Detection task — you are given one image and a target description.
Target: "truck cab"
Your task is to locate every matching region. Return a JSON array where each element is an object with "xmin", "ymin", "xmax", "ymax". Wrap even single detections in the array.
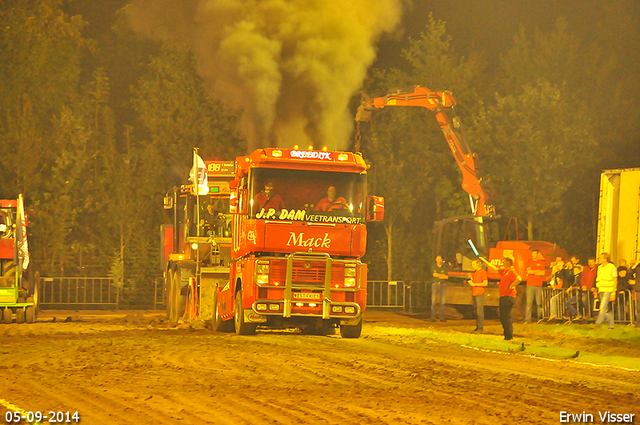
[{"xmin": 216, "ymin": 148, "xmax": 384, "ymax": 337}]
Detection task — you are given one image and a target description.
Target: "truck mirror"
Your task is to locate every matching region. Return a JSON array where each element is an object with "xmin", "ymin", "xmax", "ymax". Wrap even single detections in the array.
[
  {"xmin": 366, "ymin": 195, "xmax": 384, "ymax": 222},
  {"xmin": 163, "ymin": 195, "xmax": 173, "ymax": 210},
  {"xmin": 229, "ymin": 189, "xmax": 248, "ymax": 215},
  {"xmin": 229, "ymin": 192, "xmax": 238, "ymax": 213}
]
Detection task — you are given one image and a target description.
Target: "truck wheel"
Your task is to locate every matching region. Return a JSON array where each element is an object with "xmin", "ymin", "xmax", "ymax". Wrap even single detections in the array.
[
  {"xmin": 213, "ymin": 290, "xmax": 232, "ymax": 332},
  {"xmin": 234, "ymin": 290, "xmax": 256, "ymax": 335},
  {"xmin": 25, "ymin": 306, "xmax": 35, "ymax": 324},
  {"xmin": 16, "ymin": 308, "xmax": 25, "ymax": 324},
  {"xmin": 173, "ymin": 270, "xmax": 187, "ymax": 321},
  {"xmin": 168, "ymin": 270, "xmax": 180, "ymax": 323},
  {"xmin": 26, "ymin": 295, "xmax": 38, "ymax": 321},
  {"xmin": 3, "ymin": 308, "xmax": 12, "ymax": 324},
  {"xmin": 340, "ymin": 317, "xmax": 363, "ymax": 338},
  {"xmin": 166, "ymin": 269, "xmax": 175, "ymax": 321}
]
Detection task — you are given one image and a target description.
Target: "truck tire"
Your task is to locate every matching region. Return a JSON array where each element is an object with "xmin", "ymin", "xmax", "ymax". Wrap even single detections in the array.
[
  {"xmin": 165, "ymin": 269, "xmax": 175, "ymax": 321},
  {"xmin": 3, "ymin": 308, "xmax": 12, "ymax": 324},
  {"xmin": 25, "ymin": 295, "xmax": 38, "ymax": 321},
  {"xmin": 16, "ymin": 308, "xmax": 25, "ymax": 324},
  {"xmin": 173, "ymin": 270, "xmax": 187, "ymax": 321},
  {"xmin": 234, "ymin": 290, "xmax": 256, "ymax": 335},
  {"xmin": 340, "ymin": 317, "xmax": 363, "ymax": 338},
  {"xmin": 25, "ymin": 306, "xmax": 35, "ymax": 324},
  {"xmin": 213, "ymin": 290, "xmax": 233, "ymax": 332}
]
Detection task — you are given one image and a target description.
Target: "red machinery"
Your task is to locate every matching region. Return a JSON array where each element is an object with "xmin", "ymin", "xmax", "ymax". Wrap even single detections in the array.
[
  {"xmin": 163, "ymin": 149, "xmax": 384, "ymax": 337},
  {"xmin": 163, "ymin": 159, "xmax": 235, "ymax": 324},
  {"xmin": 0, "ymin": 195, "xmax": 38, "ymax": 324},
  {"xmin": 357, "ymin": 86, "xmax": 566, "ymax": 308}
]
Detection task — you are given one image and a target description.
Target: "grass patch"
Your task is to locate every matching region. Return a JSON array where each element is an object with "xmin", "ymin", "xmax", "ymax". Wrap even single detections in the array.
[
  {"xmin": 366, "ymin": 324, "xmax": 640, "ymax": 370},
  {"xmin": 525, "ymin": 322, "xmax": 640, "ymax": 341}
]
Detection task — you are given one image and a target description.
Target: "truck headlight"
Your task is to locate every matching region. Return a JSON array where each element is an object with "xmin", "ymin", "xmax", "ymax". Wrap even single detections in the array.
[
  {"xmin": 256, "ymin": 263, "xmax": 270, "ymax": 274},
  {"xmin": 344, "ymin": 278, "xmax": 356, "ymax": 287},
  {"xmin": 344, "ymin": 266, "xmax": 356, "ymax": 277},
  {"xmin": 257, "ymin": 274, "xmax": 269, "ymax": 285}
]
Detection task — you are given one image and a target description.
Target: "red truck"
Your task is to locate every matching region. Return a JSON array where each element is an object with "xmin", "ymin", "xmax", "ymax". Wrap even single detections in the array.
[{"xmin": 163, "ymin": 148, "xmax": 384, "ymax": 338}]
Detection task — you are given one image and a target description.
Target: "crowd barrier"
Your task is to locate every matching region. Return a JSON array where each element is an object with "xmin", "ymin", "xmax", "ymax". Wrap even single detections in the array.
[
  {"xmin": 41, "ymin": 277, "xmax": 118, "ymax": 308},
  {"xmin": 540, "ymin": 287, "xmax": 635, "ymax": 324},
  {"xmin": 366, "ymin": 281, "xmax": 407, "ymax": 308}
]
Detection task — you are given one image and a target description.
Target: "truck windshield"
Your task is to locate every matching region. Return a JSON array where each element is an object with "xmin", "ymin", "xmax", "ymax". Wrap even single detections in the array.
[
  {"xmin": 186, "ymin": 195, "xmax": 231, "ymax": 238},
  {"xmin": 0, "ymin": 208, "xmax": 13, "ymax": 239},
  {"xmin": 249, "ymin": 169, "xmax": 366, "ymax": 224}
]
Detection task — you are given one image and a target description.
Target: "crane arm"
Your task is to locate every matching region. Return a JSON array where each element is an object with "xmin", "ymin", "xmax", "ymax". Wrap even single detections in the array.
[{"xmin": 357, "ymin": 85, "xmax": 493, "ymax": 217}]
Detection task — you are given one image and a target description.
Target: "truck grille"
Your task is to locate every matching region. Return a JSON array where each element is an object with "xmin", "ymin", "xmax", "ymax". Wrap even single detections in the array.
[{"xmin": 270, "ymin": 260, "xmax": 343, "ymax": 287}]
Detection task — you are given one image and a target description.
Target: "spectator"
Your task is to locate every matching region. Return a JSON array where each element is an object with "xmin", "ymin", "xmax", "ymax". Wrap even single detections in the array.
[
  {"xmin": 548, "ymin": 257, "xmax": 572, "ymax": 321},
  {"xmin": 628, "ymin": 259, "xmax": 639, "ymax": 327},
  {"xmin": 482, "ymin": 256, "xmax": 521, "ymax": 341},
  {"xmin": 431, "ymin": 255, "xmax": 448, "ymax": 322},
  {"xmin": 549, "ymin": 256, "xmax": 565, "ymax": 288},
  {"xmin": 525, "ymin": 249, "xmax": 545, "ymax": 324},
  {"xmin": 565, "ymin": 256, "xmax": 583, "ymax": 320},
  {"xmin": 617, "ymin": 264, "xmax": 631, "ymax": 321},
  {"xmin": 594, "ymin": 252, "xmax": 618, "ymax": 330},
  {"xmin": 467, "ymin": 259, "xmax": 488, "ymax": 332},
  {"xmin": 580, "ymin": 257, "xmax": 598, "ymax": 319}
]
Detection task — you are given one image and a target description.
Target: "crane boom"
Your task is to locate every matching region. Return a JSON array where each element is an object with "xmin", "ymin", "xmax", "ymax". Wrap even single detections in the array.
[{"xmin": 357, "ymin": 85, "xmax": 493, "ymax": 217}]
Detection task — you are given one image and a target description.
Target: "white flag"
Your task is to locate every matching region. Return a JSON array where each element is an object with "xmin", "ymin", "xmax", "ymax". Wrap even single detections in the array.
[
  {"xmin": 16, "ymin": 194, "xmax": 29, "ymax": 270},
  {"xmin": 189, "ymin": 151, "xmax": 208, "ymax": 195}
]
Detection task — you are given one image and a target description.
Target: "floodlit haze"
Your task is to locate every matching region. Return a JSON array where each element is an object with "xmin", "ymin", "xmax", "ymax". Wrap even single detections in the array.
[{"xmin": 126, "ymin": 0, "xmax": 404, "ymax": 150}]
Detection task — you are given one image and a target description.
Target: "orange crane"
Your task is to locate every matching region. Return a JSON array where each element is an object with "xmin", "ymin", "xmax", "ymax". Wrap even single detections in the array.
[
  {"xmin": 357, "ymin": 85, "xmax": 493, "ymax": 217},
  {"xmin": 356, "ymin": 85, "xmax": 568, "ymax": 316}
]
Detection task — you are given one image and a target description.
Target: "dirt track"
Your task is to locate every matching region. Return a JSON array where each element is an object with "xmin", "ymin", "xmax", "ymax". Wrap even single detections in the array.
[{"xmin": 0, "ymin": 311, "xmax": 638, "ymax": 425}]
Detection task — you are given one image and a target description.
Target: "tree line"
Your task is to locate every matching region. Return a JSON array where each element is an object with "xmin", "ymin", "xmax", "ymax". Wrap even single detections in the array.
[{"xmin": 1, "ymin": 1, "xmax": 638, "ymax": 302}]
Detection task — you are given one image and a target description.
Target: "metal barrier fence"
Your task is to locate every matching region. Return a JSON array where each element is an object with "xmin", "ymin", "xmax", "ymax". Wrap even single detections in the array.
[
  {"xmin": 41, "ymin": 277, "xmax": 118, "ymax": 308},
  {"xmin": 540, "ymin": 287, "xmax": 635, "ymax": 324},
  {"xmin": 405, "ymin": 281, "xmax": 430, "ymax": 312},
  {"xmin": 366, "ymin": 281, "xmax": 407, "ymax": 308}
]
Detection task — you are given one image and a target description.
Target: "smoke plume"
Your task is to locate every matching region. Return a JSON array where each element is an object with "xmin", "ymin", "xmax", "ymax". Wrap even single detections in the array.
[{"xmin": 127, "ymin": 0, "xmax": 404, "ymax": 150}]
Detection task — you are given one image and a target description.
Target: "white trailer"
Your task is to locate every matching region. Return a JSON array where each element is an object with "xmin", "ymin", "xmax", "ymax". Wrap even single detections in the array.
[{"xmin": 597, "ymin": 168, "xmax": 640, "ymax": 264}]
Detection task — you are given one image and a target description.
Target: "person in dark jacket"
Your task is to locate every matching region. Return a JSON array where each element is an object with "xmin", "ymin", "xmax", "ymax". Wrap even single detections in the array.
[{"xmin": 629, "ymin": 259, "xmax": 639, "ymax": 327}]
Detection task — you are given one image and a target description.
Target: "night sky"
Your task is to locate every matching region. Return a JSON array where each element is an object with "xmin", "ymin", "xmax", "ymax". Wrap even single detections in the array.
[
  {"xmin": 71, "ymin": 1, "xmax": 624, "ymax": 74},
  {"xmin": 376, "ymin": 0, "xmax": 610, "ymax": 69}
]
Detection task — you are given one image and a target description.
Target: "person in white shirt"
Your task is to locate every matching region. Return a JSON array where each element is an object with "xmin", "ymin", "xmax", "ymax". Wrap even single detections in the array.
[{"xmin": 594, "ymin": 252, "xmax": 618, "ymax": 329}]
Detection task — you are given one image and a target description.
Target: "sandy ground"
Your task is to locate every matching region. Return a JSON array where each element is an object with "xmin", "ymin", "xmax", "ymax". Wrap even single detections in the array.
[{"xmin": 0, "ymin": 310, "xmax": 638, "ymax": 425}]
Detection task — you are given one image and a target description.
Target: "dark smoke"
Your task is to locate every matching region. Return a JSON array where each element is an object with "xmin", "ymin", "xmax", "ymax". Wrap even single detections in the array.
[{"xmin": 127, "ymin": 0, "xmax": 404, "ymax": 150}]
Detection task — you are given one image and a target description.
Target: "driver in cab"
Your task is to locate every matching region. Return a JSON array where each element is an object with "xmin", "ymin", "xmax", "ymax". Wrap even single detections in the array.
[
  {"xmin": 314, "ymin": 185, "xmax": 347, "ymax": 212},
  {"xmin": 253, "ymin": 181, "xmax": 285, "ymax": 214}
]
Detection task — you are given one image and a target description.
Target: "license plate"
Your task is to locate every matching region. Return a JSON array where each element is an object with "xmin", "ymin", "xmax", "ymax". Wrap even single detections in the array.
[{"xmin": 293, "ymin": 292, "xmax": 321, "ymax": 300}]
